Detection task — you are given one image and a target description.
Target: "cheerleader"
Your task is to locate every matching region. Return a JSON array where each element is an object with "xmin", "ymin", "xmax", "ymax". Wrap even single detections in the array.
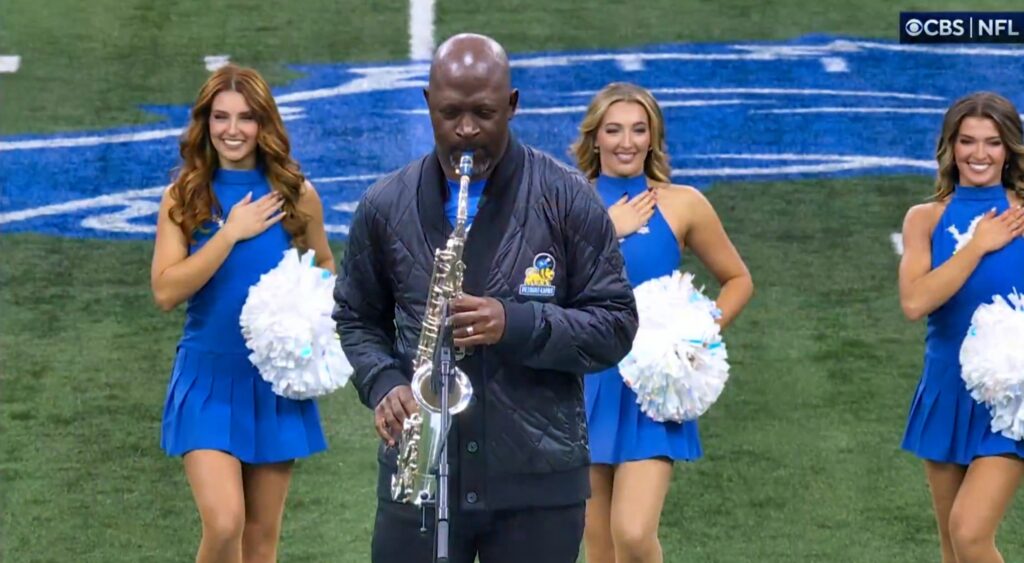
[
  {"xmin": 151, "ymin": 64, "xmax": 333, "ymax": 562},
  {"xmin": 899, "ymin": 91, "xmax": 1024, "ymax": 563},
  {"xmin": 571, "ymin": 82, "xmax": 753, "ymax": 563}
]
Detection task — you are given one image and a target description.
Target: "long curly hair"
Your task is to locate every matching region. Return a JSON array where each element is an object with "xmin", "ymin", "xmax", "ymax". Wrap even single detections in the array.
[
  {"xmin": 570, "ymin": 82, "xmax": 671, "ymax": 182},
  {"xmin": 934, "ymin": 91, "xmax": 1024, "ymax": 201},
  {"xmin": 168, "ymin": 64, "xmax": 309, "ymax": 248}
]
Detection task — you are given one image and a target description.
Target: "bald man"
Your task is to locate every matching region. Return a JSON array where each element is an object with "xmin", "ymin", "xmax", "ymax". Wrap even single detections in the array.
[{"xmin": 334, "ymin": 33, "xmax": 637, "ymax": 563}]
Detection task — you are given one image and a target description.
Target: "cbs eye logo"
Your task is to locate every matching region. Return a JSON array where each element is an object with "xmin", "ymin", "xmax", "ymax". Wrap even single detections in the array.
[
  {"xmin": 905, "ymin": 18, "xmax": 924, "ymax": 36},
  {"xmin": 903, "ymin": 17, "xmax": 966, "ymax": 37}
]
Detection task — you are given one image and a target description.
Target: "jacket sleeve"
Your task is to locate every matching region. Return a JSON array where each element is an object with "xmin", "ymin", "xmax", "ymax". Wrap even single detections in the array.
[
  {"xmin": 333, "ymin": 196, "xmax": 408, "ymax": 409},
  {"xmin": 492, "ymin": 176, "xmax": 638, "ymax": 373}
]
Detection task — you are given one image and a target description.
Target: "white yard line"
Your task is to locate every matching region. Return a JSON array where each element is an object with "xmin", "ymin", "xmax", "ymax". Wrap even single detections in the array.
[
  {"xmin": 408, "ymin": 0, "xmax": 435, "ymax": 61},
  {"xmin": 0, "ymin": 55, "xmax": 20, "ymax": 73}
]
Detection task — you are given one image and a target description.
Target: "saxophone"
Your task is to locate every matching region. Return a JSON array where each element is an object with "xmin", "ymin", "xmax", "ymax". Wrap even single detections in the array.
[{"xmin": 390, "ymin": 152, "xmax": 475, "ymax": 506}]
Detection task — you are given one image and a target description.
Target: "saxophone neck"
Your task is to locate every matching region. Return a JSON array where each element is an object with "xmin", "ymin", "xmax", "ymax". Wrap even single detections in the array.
[{"xmin": 452, "ymin": 169, "xmax": 471, "ymax": 237}]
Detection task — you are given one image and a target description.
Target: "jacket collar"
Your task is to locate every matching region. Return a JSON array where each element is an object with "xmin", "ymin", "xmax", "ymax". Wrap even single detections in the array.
[{"xmin": 417, "ymin": 138, "xmax": 526, "ymax": 295}]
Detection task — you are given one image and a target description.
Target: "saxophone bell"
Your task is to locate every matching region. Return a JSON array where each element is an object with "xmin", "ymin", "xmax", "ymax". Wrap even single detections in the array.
[{"xmin": 389, "ymin": 358, "xmax": 473, "ymax": 506}]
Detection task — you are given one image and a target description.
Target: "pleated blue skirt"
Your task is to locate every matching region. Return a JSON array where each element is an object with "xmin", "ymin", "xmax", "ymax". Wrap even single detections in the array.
[
  {"xmin": 901, "ymin": 354, "xmax": 1024, "ymax": 465},
  {"xmin": 585, "ymin": 367, "xmax": 702, "ymax": 464},
  {"xmin": 161, "ymin": 346, "xmax": 327, "ymax": 464}
]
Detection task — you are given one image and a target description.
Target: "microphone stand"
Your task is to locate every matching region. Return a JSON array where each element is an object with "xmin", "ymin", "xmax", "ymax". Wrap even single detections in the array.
[{"xmin": 432, "ymin": 299, "xmax": 454, "ymax": 563}]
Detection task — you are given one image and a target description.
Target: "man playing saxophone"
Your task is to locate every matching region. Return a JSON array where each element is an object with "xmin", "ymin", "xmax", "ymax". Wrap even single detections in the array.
[{"xmin": 333, "ymin": 33, "xmax": 638, "ymax": 563}]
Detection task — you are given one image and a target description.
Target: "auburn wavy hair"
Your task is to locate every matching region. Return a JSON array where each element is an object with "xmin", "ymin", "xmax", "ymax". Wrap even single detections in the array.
[
  {"xmin": 570, "ymin": 82, "xmax": 671, "ymax": 182},
  {"xmin": 168, "ymin": 63, "xmax": 309, "ymax": 248},
  {"xmin": 934, "ymin": 91, "xmax": 1024, "ymax": 201}
]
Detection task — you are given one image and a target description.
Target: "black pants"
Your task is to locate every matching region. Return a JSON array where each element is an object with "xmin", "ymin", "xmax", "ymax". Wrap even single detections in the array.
[{"xmin": 371, "ymin": 499, "xmax": 585, "ymax": 563}]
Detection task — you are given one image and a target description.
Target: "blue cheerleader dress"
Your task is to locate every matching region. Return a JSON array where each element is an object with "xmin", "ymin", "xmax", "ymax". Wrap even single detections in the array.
[
  {"xmin": 160, "ymin": 167, "xmax": 327, "ymax": 464},
  {"xmin": 585, "ymin": 173, "xmax": 702, "ymax": 464},
  {"xmin": 901, "ymin": 184, "xmax": 1024, "ymax": 465}
]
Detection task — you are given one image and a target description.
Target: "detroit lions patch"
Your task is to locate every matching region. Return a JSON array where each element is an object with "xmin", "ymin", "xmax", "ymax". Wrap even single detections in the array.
[{"xmin": 519, "ymin": 252, "xmax": 556, "ymax": 297}]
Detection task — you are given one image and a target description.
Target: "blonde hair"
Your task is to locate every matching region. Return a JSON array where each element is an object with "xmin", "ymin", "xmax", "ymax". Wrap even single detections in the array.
[
  {"xmin": 934, "ymin": 91, "xmax": 1024, "ymax": 201},
  {"xmin": 570, "ymin": 82, "xmax": 671, "ymax": 182}
]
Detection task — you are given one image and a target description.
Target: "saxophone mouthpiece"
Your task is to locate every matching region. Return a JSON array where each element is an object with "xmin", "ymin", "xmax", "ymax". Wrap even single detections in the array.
[{"xmin": 458, "ymin": 152, "xmax": 474, "ymax": 178}]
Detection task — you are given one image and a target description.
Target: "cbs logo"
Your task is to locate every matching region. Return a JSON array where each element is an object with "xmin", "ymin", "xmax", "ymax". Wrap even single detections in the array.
[{"xmin": 905, "ymin": 18, "xmax": 966, "ymax": 37}]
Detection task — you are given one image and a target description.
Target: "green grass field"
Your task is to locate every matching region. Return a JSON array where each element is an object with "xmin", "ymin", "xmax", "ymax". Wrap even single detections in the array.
[{"xmin": 3, "ymin": 1, "xmax": 1024, "ymax": 562}]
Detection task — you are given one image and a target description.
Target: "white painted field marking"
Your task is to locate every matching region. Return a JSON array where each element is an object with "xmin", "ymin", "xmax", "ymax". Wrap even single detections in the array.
[
  {"xmin": 615, "ymin": 55, "xmax": 645, "ymax": 71},
  {"xmin": 409, "ymin": 0, "xmax": 435, "ymax": 61},
  {"xmin": 0, "ymin": 128, "xmax": 185, "ymax": 151},
  {"xmin": 331, "ymin": 201, "xmax": 359, "ymax": 213},
  {"xmin": 849, "ymin": 40, "xmax": 1024, "ymax": 57},
  {"xmin": 314, "ymin": 173, "xmax": 383, "ymax": 184},
  {"xmin": 0, "ymin": 186, "xmax": 165, "ymax": 225},
  {"xmin": 80, "ymin": 199, "xmax": 161, "ymax": 233},
  {"xmin": 752, "ymin": 107, "xmax": 945, "ymax": 115},
  {"xmin": 890, "ymin": 232, "xmax": 904, "ymax": 256},
  {"xmin": 396, "ymin": 99, "xmax": 767, "ymax": 115},
  {"xmin": 204, "ymin": 55, "xmax": 230, "ymax": 71},
  {"xmin": 278, "ymin": 105, "xmax": 306, "ymax": 122},
  {"xmin": 820, "ymin": 56, "xmax": 848, "ymax": 72},
  {"xmin": 0, "ymin": 175, "xmax": 370, "ymax": 233},
  {"xmin": 0, "ymin": 55, "xmax": 20, "ymax": 73},
  {"xmin": 673, "ymin": 153, "xmax": 935, "ymax": 177},
  {"xmin": 571, "ymin": 87, "xmax": 944, "ymax": 101}
]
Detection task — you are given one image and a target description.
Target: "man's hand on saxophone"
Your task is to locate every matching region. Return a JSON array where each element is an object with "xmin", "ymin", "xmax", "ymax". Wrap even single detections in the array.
[
  {"xmin": 375, "ymin": 385, "xmax": 418, "ymax": 447},
  {"xmin": 450, "ymin": 295, "xmax": 507, "ymax": 347}
]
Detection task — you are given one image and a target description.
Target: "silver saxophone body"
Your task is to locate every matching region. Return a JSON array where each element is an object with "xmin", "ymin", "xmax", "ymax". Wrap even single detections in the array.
[{"xmin": 390, "ymin": 152, "xmax": 475, "ymax": 506}]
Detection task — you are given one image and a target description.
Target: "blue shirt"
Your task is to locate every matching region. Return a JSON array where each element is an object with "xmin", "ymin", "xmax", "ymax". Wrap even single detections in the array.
[{"xmin": 445, "ymin": 178, "xmax": 487, "ymax": 230}]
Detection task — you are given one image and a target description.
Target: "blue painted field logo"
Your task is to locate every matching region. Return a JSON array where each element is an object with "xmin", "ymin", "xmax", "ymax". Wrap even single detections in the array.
[
  {"xmin": 519, "ymin": 253, "xmax": 556, "ymax": 298},
  {"xmin": 2, "ymin": 36, "xmax": 1024, "ymax": 239}
]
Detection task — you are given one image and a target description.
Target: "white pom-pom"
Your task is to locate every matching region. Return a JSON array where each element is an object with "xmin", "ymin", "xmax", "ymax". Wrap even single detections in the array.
[
  {"xmin": 960, "ymin": 291, "xmax": 1024, "ymax": 440},
  {"xmin": 619, "ymin": 271, "xmax": 729, "ymax": 422},
  {"xmin": 240, "ymin": 248, "xmax": 353, "ymax": 400}
]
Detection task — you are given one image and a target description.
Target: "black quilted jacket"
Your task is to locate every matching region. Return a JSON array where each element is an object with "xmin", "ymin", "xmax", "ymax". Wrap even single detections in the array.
[{"xmin": 333, "ymin": 139, "xmax": 638, "ymax": 511}]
